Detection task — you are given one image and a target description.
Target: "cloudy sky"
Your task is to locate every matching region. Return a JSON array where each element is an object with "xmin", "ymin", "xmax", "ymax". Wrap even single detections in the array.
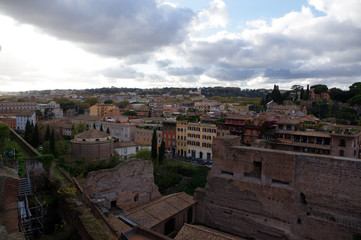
[{"xmin": 0, "ymin": 0, "xmax": 361, "ymax": 92}]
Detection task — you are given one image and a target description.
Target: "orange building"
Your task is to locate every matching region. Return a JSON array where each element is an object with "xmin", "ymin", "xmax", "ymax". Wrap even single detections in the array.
[
  {"xmin": 89, "ymin": 104, "xmax": 116, "ymax": 117},
  {"xmin": 0, "ymin": 117, "xmax": 16, "ymax": 129},
  {"xmin": 135, "ymin": 127, "xmax": 162, "ymax": 147},
  {"xmin": 162, "ymin": 123, "xmax": 176, "ymax": 154}
]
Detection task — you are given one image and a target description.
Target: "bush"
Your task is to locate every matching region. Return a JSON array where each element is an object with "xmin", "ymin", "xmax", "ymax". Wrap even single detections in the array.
[{"xmin": 36, "ymin": 154, "xmax": 55, "ymax": 171}]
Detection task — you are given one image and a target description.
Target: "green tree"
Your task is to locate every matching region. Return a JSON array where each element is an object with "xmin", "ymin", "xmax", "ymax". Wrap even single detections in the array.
[
  {"xmin": 106, "ymin": 127, "xmax": 110, "ymax": 134},
  {"xmin": 0, "ymin": 123, "xmax": 10, "ymax": 152},
  {"xmin": 123, "ymin": 110, "xmax": 137, "ymax": 116},
  {"xmin": 71, "ymin": 122, "xmax": 88, "ymax": 138},
  {"xmin": 116, "ymin": 100, "xmax": 130, "ymax": 109},
  {"xmin": 100, "ymin": 124, "xmax": 103, "ymax": 132},
  {"xmin": 304, "ymin": 84, "xmax": 310, "ymax": 100},
  {"xmin": 158, "ymin": 140, "xmax": 166, "ymax": 165},
  {"xmin": 84, "ymin": 97, "xmax": 98, "ymax": 106},
  {"xmin": 151, "ymin": 130, "xmax": 158, "ymax": 163},
  {"xmin": 271, "ymin": 85, "xmax": 282, "ymax": 104},
  {"xmin": 32, "ymin": 123, "xmax": 40, "ymax": 147},
  {"xmin": 348, "ymin": 94, "xmax": 361, "ymax": 106},
  {"xmin": 329, "ymin": 88, "xmax": 349, "ymax": 102},
  {"xmin": 132, "ymin": 149, "xmax": 152, "ymax": 160},
  {"xmin": 45, "ymin": 125, "xmax": 50, "ymax": 141},
  {"xmin": 311, "ymin": 84, "xmax": 328, "ymax": 94},
  {"xmin": 24, "ymin": 120, "xmax": 34, "ymax": 144},
  {"xmin": 50, "ymin": 129, "xmax": 56, "ymax": 156},
  {"xmin": 103, "ymin": 99, "xmax": 113, "ymax": 104}
]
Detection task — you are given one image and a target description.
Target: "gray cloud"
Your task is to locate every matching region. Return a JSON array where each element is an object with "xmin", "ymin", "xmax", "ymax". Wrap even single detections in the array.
[
  {"xmin": 156, "ymin": 60, "xmax": 172, "ymax": 68},
  {"xmin": 166, "ymin": 66, "xmax": 205, "ymax": 76},
  {"xmin": 206, "ymin": 68, "xmax": 255, "ymax": 81},
  {"xmin": 0, "ymin": 0, "xmax": 194, "ymax": 57},
  {"xmin": 102, "ymin": 66, "xmax": 144, "ymax": 79}
]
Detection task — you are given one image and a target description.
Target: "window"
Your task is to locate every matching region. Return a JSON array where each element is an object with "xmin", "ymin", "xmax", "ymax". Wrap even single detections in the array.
[
  {"xmin": 340, "ymin": 139, "xmax": 346, "ymax": 147},
  {"xmin": 340, "ymin": 150, "xmax": 344, "ymax": 156},
  {"xmin": 245, "ymin": 161, "xmax": 262, "ymax": 179}
]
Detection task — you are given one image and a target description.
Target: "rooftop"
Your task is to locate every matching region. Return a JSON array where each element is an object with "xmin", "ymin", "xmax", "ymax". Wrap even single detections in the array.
[
  {"xmin": 125, "ymin": 192, "xmax": 196, "ymax": 229},
  {"xmin": 175, "ymin": 224, "xmax": 246, "ymax": 240},
  {"xmin": 75, "ymin": 129, "xmax": 111, "ymax": 139}
]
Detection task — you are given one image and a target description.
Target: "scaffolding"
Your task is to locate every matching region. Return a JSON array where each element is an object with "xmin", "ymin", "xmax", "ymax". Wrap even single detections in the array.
[{"xmin": 18, "ymin": 172, "xmax": 44, "ymax": 240}]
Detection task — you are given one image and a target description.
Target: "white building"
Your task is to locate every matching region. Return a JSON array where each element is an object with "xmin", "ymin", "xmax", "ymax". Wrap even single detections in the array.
[
  {"xmin": 16, "ymin": 111, "xmax": 36, "ymax": 131},
  {"xmin": 114, "ymin": 141, "xmax": 151, "ymax": 159}
]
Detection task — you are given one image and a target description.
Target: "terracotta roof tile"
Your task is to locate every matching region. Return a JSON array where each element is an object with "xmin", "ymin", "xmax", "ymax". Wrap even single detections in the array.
[{"xmin": 125, "ymin": 192, "xmax": 196, "ymax": 228}]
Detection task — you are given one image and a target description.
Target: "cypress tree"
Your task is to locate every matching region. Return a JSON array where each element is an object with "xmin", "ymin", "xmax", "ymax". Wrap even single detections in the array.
[
  {"xmin": 151, "ymin": 129, "xmax": 158, "ymax": 163},
  {"xmin": 100, "ymin": 124, "xmax": 103, "ymax": 132},
  {"xmin": 45, "ymin": 125, "xmax": 50, "ymax": 141},
  {"xmin": 50, "ymin": 129, "xmax": 56, "ymax": 156},
  {"xmin": 93, "ymin": 123, "xmax": 96, "ymax": 129},
  {"xmin": 24, "ymin": 120, "xmax": 33, "ymax": 144},
  {"xmin": 32, "ymin": 123, "xmax": 39, "ymax": 147},
  {"xmin": 106, "ymin": 127, "xmax": 110, "ymax": 134},
  {"xmin": 158, "ymin": 140, "xmax": 165, "ymax": 165}
]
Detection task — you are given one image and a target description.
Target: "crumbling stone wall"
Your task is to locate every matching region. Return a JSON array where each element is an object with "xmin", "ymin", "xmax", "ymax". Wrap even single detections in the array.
[
  {"xmin": 195, "ymin": 136, "xmax": 361, "ymax": 240},
  {"xmin": 86, "ymin": 159, "xmax": 161, "ymax": 209}
]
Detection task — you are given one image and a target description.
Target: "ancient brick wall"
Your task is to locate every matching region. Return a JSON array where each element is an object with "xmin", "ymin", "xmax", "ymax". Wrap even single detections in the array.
[
  {"xmin": 195, "ymin": 136, "xmax": 361, "ymax": 240},
  {"xmin": 71, "ymin": 141, "xmax": 114, "ymax": 161},
  {"xmin": 86, "ymin": 159, "xmax": 161, "ymax": 209}
]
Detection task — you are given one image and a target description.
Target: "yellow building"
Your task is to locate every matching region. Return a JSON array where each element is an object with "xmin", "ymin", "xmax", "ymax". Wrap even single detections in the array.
[
  {"xmin": 187, "ymin": 122, "xmax": 217, "ymax": 160},
  {"xmin": 176, "ymin": 120, "xmax": 188, "ymax": 157},
  {"xmin": 89, "ymin": 104, "xmax": 116, "ymax": 117}
]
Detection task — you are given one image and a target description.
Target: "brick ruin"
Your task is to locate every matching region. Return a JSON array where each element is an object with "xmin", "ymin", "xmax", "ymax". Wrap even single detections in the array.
[
  {"xmin": 195, "ymin": 136, "xmax": 361, "ymax": 240},
  {"xmin": 85, "ymin": 159, "xmax": 161, "ymax": 209}
]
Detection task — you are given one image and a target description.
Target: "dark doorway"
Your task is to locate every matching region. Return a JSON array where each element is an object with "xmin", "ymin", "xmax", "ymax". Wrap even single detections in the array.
[
  {"xmin": 187, "ymin": 207, "xmax": 193, "ymax": 223},
  {"xmin": 164, "ymin": 218, "xmax": 175, "ymax": 236}
]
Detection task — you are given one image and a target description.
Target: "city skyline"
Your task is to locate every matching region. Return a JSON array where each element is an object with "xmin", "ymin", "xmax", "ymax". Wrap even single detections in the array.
[{"xmin": 0, "ymin": 0, "xmax": 361, "ymax": 92}]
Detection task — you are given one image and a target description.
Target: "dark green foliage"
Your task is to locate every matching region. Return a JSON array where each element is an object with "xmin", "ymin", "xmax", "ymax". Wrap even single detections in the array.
[
  {"xmin": 154, "ymin": 160, "xmax": 210, "ymax": 195},
  {"xmin": 329, "ymin": 88, "xmax": 349, "ymax": 102},
  {"xmin": 151, "ymin": 130, "xmax": 158, "ymax": 163},
  {"xmin": 100, "ymin": 124, "xmax": 103, "ymax": 131},
  {"xmin": 304, "ymin": 84, "xmax": 310, "ymax": 100},
  {"xmin": 311, "ymin": 99, "xmax": 329, "ymax": 119},
  {"xmin": 35, "ymin": 154, "xmax": 55, "ymax": 171},
  {"xmin": 132, "ymin": 149, "xmax": 151, "ymax": 160},
  {"xmin": 271, "ymin": 85, "xmax": 282, "ymax": 104},
  {"xmin": 32, "ymin": 123, "xmax": 40, "ymax": 147},
  {"xmin": 311, "ymin": 84, "xmax": 328, "ymax": 94},
  {"xmin": 337, "ymin": 107, "xmax": 358, "ymax": 125},
  {"xmin": 54, "ymin": 97, "xmax": 76, "ymax": 110},
  {"xmin": 123, "ymin": 110, "xmax": 137, "ymax": 116},
  {"xmin": 106, "ymin": 127, "xmax": 110, "ymax": 134},
  {"xmin": 300, "ymin": 88, "xmax": 304, "ymax": 100},
  {"xmin": 158, "ymin": 140, "xmax": 165, "ymax": 165},
  {"xmin": 18, "ymin": 158, "xmax": 26, "ymax": 177},
  {"xmin": 60, "ymin": 157, "xmax": 122, "ymax": 178},
  {"xmin": 93, "ymin": 123, "xmax": 96, "ymax": 129},
  {"xmin": 84, "ymin": 97, "xmax": 98, "ymax": 106},
  {"xmin": 0, "ymin": 123, "xmax": 10, "ymax": 152},
  {"xmin": 50, "ymin": 129, "xmax": 56, "ymax": 156},
  {"xmin": 116, "ymin": 100, "xmax": 130, "ymax": 109},
  {"xmin": 103, "ymin": 99, "xmax": 113, "ymax": 104},
  {"xmin": 349, "ymin": 82, "xmax": 361, "ymax": 97},
  {"xmin": 24, "ymin": 120, "xmax": 33, "ymax": 144},
  {"xmin": 45, "ymin": 125, "xmax": 50, "ymax": 141},
  {"xmin": 348, "ymin": 94, "xmax": 361, "ymax": 106},
  {"xmin": 201, "ymin": 87, "xmax": 265, "ymax": 98},
  {"xmin": 176, "ymin": 115, "xmax": 200, "ymax": 122},
  {"xmin": 249, "ymin": 105, "xmax": 264, "ymax": 113}
]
